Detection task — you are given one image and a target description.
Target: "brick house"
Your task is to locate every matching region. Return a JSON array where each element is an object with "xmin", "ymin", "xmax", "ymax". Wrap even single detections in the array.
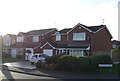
[
  {"xmin": 112, "ymin": 40, "xmax": 120, "ymax": 49},
  {"xmin": 11, "ymin": 28, "xmax": 57, "ymax": 58},
  {"xmin": 40, "ymin": 23, "xmax": 112, "ymax": 56},
  {"xmin": 6, "ymin": 23, "xmax": 112, "ymax": 58},
  {"xmin": 2, "ymin": 34, "xmax": 16, "ymax": 55},
  {"xmin": 111, "ymin": 40, "xmax": 120, "ymax": 61}
]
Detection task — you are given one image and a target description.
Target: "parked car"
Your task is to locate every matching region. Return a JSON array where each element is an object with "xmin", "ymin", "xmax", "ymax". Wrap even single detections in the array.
[{"xmin": 29, "ymin": 54, "xmax": 49, "ymax": 64}]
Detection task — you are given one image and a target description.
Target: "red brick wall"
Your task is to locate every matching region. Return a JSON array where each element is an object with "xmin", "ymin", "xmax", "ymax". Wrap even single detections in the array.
[
  {"xmin": 67, "ymin": 26, "xmax": 91, "ymax": 45},
  {"xmin": 41, "ymin": 29, "xmax": 57, "ymax": 45},
  {"xmin": 91, "ymin": 27, "xmax": 112, "ymax": 52},
  {"xmin": 25, "ymin": 37, "xmax": 32, "ymax": 43},
  {"xmin": 51, "ymin": 26, "xmax": 91, "ymax": 45}
]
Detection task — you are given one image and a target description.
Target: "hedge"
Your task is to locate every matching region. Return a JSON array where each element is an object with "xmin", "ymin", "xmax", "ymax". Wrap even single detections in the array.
[
  {"xmin": 45, "ymin": 54, "xmax": 66, "ymax": 64},
  {"xmin": 36, "ymin": 54, "xmax": 113, "ymax": 73},
  {"xmin": 57, "ymin": 55, "xmax": 98, "ymax": 72}
]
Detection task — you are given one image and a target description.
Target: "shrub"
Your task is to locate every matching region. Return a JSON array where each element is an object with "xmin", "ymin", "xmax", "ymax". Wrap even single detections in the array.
[
  {"xmin": 91, "ymin": 55, "xmax": 113, "ymax": 64},
  {"xmin": 40, "ymin": 62, "xmax": 47, "ymax": 69},
  {"xmin": 38, "ymin": 54, "xmax": 113, "ymax": 73},
  {"xmin": 90, "ymin": 55, "xmax": 113, "ymax": 72},
  {"xmin": 57, "ymin": 55, "xmax": 77, "ymax": 71},
  {"xmin": 45, "ymin": 54, "xmax": 66, "ymax": 64},
  {"xmin": 35, "ymin": 61, "xmax": 42, "ymax": 69},
  {"xmin": 76, "ymin": 56, "xmax": 98, "ymax": 72},
  {"xmin": 57, "ymin": 55, "xmax": 99, "ymax": 72},
  {"xmin": 47, "ymin": 63, "xmax": 58, "ymax": 70},
  {"xmin": 36, "ymin": 62, "xmax": 47, "ymax": 70}
]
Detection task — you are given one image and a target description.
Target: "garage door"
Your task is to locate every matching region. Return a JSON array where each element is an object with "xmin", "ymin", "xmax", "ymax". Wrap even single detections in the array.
[
  {"xmin": 11, "ymin": 49, "xmax": 17, "ymax": 58},
  {"xmin": 43, "ymin": 49, "xmax": 53, "ymax": 56}
]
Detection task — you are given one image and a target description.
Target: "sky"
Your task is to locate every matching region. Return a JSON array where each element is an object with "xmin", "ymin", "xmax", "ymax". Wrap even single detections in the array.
[{"xmin": 0, "ymin": 0, "xmax": 119, "ymax": 40}]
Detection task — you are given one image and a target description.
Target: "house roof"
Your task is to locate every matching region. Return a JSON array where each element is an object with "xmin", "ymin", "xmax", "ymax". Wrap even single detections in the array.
[
  {"xmin": 18, "ymin": 28, "xmax": 57, "ymax": 37},
  {"xmin": 11, "ymin": 42, "xmax": 40, "ymax": 48},
  {"xmin": 58, "ymin": 23, "xmax": 106, "ymax": 34},
  {"xmin": 6, "ymin": 34, "xmax": 16, "ymax": 38},
  {"xmin": 52, "ymin": 43, "xmax": 90, "ymax": 49},
  {"xmin": 112, "ymin": 40, "xmax": 120, "ymax": 45},
  {"xmin": 40, "ymin": 42, "xmax": 90, "ymax": 50},
  {"xmin": 87, "ymin": 25, "xmax": 105, "ymax": 32},
  {"xmin": 59, "ymin": 28, "xmax": 72, "ymax": 34},
  {"xmin": 56, "ymin": 23, "xmax": 112, "ymax": 39}
]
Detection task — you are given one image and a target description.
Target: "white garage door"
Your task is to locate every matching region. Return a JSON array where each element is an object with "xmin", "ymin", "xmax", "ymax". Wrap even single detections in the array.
[
  {"xmin": 43, "ymin": 49, "xmax": 53, "ymax": 56},
  {"xmin": 11, "ymin": 49, "xmax": 17, "ymax": 58}
]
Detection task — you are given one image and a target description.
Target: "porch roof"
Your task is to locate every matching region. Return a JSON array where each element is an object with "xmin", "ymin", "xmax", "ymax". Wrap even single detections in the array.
[{"xmin": 52, "ymin": 43, "xmax": 90, "ymax": 49}]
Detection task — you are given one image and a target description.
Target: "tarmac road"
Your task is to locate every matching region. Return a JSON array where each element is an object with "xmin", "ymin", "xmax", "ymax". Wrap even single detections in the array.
[{"xmin": 1, "ymin": 61, "xmax": 120, "ymax": 81}]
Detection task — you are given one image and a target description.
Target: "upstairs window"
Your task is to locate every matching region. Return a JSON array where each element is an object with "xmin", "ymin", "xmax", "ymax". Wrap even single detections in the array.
[
  {"xmin": 56, "ymin": 34, "xmax": 61, "ymax": 41},
  {"xmin": 3, "ymin": 38, "xmax": 11, "ymax": 46},
  {"xmin": 55, "ymin": 32, "xmax": 61, "ymax": 41},
  {"xmin": 112, "ymin": 44, "xmax": 117, "ymax": 49},
  {"xmin": 17, "ymin": 37, "xmax": 24, "ymax": 42},
  {"xmin": 33, "ymin": 36, "xmax": 39, "ymax": 42},
  {"xmin": 73, "ymin": 32, "xmax": 86, "ymax": 41}
]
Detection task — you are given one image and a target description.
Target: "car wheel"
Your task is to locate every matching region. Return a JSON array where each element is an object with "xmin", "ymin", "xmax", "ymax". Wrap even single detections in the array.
[{"xmin": 31, "ymin": 62, "xmax": 34, "ymax": 65}]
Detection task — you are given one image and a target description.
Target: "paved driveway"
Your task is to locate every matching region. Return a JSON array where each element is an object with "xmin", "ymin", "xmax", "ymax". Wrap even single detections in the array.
[{"xmin": 3, "ymin": 61, "xmax": 36, "ymax": 70}]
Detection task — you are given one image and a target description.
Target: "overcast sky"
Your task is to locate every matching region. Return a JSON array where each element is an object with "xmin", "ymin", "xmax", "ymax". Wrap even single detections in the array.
[{"xmin": 0, "ymin": 0, "xmax": 119, "ymax": 40}]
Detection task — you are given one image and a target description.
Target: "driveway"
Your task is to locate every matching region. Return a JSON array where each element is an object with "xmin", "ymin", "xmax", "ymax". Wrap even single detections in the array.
[{"xmin": 3, "ymin": 61, "xmax": 36, "ymax": 70}]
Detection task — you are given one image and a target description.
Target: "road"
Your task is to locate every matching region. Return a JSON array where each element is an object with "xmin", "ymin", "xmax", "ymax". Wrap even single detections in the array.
[
  {"xmin": 1, "ymin": 70, "xmax": 91, "ymax": 81},
  {"xmin": 1, "ymin": 70, "xmax": 56, "ymax": 80},
  {"xmin": 1, "ymin": 70, "xmax": 82, "ymax": 81}
]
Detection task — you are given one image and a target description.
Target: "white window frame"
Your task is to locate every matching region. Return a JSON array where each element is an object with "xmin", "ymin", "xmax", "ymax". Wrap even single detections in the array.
[
  {"xmin": 17, "ymin": 37, "xmax": 24, "ymax": 42},
  {"xmin": 73, "ymin": 32, "xmax": 86, "ymax": 41},
  {"xmin": 56, "ymin": 34, "xmax": 61, "ymax": 41},
  {"xmin": 112, "ymin": 44, "xmax": 117, "ymax": 49},
  {"xmin": 3, "ymin": 38, "xmax": 11, "ymax": 46},
  {"xmin": 33, "ymin": 36, "xmax": 39, "ymax": 42}
]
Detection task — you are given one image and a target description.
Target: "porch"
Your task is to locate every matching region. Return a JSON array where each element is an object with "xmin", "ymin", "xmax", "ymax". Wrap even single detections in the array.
[{"xmin": 55, "ymin": 47, "xmax": 90, "ymax": 57}]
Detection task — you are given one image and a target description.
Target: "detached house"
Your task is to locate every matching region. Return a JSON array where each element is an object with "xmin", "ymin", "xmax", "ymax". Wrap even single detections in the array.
[
  {"xmin": 11, "ymin": 28, "xmax": 57, "ymax": 58},
  {"xmin": 9, "ymin": 23, "xmax": 112, "ymax": 59},
  {"xmin": 112, "ymin": 40, "xmax": 120, "ymax": 49},
  {"xmin": 2, "ymin": 34, "xmax": 16, "ymax": 55},
  {"xmin": 40, "ymin": 23, "xmax": 112, "ymax": 56}
]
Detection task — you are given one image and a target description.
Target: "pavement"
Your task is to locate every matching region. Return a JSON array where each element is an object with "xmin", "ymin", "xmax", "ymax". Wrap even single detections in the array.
[{"xmin": 1, "ymin": 61, "xmax": 120, "ymax": 79}]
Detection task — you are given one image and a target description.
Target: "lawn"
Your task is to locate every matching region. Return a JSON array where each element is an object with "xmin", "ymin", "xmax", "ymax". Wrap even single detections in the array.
[
  {"xmin": 2, "ymin": 57, "xmax": 22, "ymax": 63},
  {"xmin": 2, "ymin": 54, "xmax": 23, "ymax": 63}
]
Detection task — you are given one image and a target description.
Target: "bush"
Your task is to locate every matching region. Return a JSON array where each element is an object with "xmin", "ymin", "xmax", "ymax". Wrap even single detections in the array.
[
  {"xmin": 76, "ymin": 56, "xmax": 98, "ymax": 72},
  {"xmin": 91, "ymin": 55, "xmax": 113, "ymax": 64},
  {"xmin": 57, "ymin": 55, "xmax": 76, "ymax": 71},
  {"xmin": 47, "ymin": 63, "xmax": 58, "ymax": 70},
  {"xmin": 36, "ymin": 62, "xmax": 47, "ymax": 70},
  {"xmin": 57, "ymin": 55, "xmax": 100, "ymax": 72},
  {"xmin": 2, "ymin": 52, "xmax": 11, "ymax": 58},
  {"xmin": 35, "ymin": 61, "xmax": 42, "ymax": 69},
  {"xmin": 45, "ymin": 54, "xmax": 66, "ymax": 64},
  {"xmin": 37, "ymin": 54, "xmax": 113, "ymax": 73}
]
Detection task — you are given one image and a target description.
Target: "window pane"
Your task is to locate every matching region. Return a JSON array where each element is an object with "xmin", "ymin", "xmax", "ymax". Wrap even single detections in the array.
[
  {"xmin": 56, "ymin": 34, "xmax": 61, "ymax": 41},
  {"xmin": 17, "ymin": 37, "xmax": 24, "ymax": 42},
  {"xmin": 33, "ymin": 36, "xmax": 39, "ymax": 42},
  {"xmin": 73, "ymin": 33, "xmax": 86, "ymax": 41}
]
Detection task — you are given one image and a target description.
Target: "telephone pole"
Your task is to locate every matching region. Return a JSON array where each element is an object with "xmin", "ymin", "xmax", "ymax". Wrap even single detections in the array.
[{"xmin": 118, "ymin": 1, "xmax": 120, "ymax": 41}]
